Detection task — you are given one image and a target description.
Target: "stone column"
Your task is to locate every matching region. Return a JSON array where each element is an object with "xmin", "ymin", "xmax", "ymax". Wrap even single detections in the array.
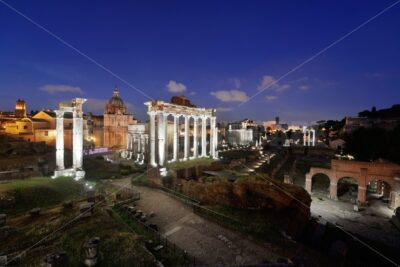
[
  {"xmin": 55, "ymin": 110, "xmax": 64, "ymax": 170},
  {"xmin": 210, "ymin": 116, "xmax": 216, "ymax": 158},
  {"xmin": 330, "ymin": 182, "xmax": 338, "ymax": 200},
  {"xmin": 137, "ymin": 135, "xmax": 141, "ymax": 160},
  {"xmin": 303, "ymin": 131, "xmax": 306, "ymax": 146},
  {"xmin": 214, "ymin": 123, "xmax": 218, "ymax": 158},
  {"xmin": 201, "ymin": 116, "xmax": 207, "ymax": 157},
  {"xmin": 183, "ymin": 115, "xmax": 189, "ymax": 160},
  {"xmin": 357, "ymin": 186, "xmax": 367, "ymax": 203},
  {"xmin": 72, "ymin": 109, "xmax": 84, "ymax": 169},
  {"xmin": 173, "ymin": 114, "xmax": 179, "ymax": 161},
  {"xmin": 312, "ymin": 130, "xmax": 316, "ymax": 146},
  {"xmin": 127, "ymin": 134, "xmax": 131, "ymax": 150},
  {"xmin": 305, "ymin": 174, "xmax": 312, "ymax": 194},
  {"xmin": 358, "ymin": 169, "xmax": 367, "ymax": 204},
  {"xmin": 149, "ymin": 111, "xmax": 157, "ymax": 166},
  {"xmin": 157, "ymin": 113, "xmax": 166, "ymax": 166},
  {"xmin": 193, "ymin": 116, "xmax": 198, "ymax": 158},
  {"xmin": 164, "ymin": 114, "xmax": 168, "ymax": 161}
]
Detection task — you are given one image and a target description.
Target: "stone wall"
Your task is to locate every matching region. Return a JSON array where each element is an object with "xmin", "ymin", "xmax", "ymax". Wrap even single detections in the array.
[{"xmin": 176, "ymin": 177, "xmax": 311, "ymax": 237}]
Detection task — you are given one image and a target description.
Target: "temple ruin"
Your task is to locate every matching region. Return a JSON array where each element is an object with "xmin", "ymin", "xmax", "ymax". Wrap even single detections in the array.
[{"xmin": 53, "ymin": 98, "xmax": 87, "ymax": 180}]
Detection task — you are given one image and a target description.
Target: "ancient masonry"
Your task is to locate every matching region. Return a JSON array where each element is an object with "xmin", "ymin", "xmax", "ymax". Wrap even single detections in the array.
[
  {"xmin": 53, "ymin": 98, "xmax": 87, "ymax": 180},
  {"xmin": 302, "ymin": 126, "xmax": 316, "ymax": 146},
  {"xmin": 305, "ymin": 159, "xmax": 400, "ymax": 209},
  {"xmin": 145, "ymin": 100, "xmax": 218, "ymax": 167}
]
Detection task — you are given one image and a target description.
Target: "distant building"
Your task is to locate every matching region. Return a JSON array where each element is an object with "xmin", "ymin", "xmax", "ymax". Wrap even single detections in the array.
[
  {"xmin": 329, "ymin": 138, "xmax": 346, "ymax": 151},
  {"xmin": 342, "ymin": 116, "xmax": 400, "ymax": 134},
  {"xmin": 15, "ymin": 99, "xmax": 27, "ymax": 118},
  {"xmin": 227, "ymin": 124, "xmax": 253, "ymax": 145},
  {"xmin": 103, "ymin": 87, "xmax": 137, "ymax": 149},
  {"xmin": 87, "ymin": 113, "xmax": 104, "ymax": 147},
  {"xmin": 1, "ymin": 100, "xmax": 89, "ymax": 148},
  {"xmin": 228, "ymin": 118, "xmax": 264, "ymax": 144}
]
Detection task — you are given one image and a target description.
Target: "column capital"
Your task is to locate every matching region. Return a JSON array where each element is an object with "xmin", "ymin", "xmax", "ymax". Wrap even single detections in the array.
[
  {"xmin": 147, "ymin": 111, "xmax": 157, "ymax": 116},
  {"xmin": 55, "ymin": 110, "xmax": 64, "ymax": 118}
]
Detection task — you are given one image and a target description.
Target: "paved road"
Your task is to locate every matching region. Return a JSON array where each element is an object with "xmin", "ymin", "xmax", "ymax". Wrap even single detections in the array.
[
  {"xmin": 310, "ymin": 196, "xmax": 400, "ymax": 249},
  {"xmin": 112, "ymin": 178, "xmax": 280, "ymax": 266}
]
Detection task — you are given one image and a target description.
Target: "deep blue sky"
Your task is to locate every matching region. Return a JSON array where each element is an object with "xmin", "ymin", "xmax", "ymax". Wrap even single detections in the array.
[{"xmin": 1, "ymin": 0, "xmax": 399, "ymax": 123}]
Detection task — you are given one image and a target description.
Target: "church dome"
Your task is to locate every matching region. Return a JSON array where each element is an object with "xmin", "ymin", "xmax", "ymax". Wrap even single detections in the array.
[{"xmin": 105, "ymin": 87, "xmax": 127, "ymax": 114}]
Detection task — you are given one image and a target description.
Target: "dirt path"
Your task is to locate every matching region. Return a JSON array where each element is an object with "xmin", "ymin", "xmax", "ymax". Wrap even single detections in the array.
[{"xmin": 111, "ymin": 178, "xmax": 280, "ymax": 266}]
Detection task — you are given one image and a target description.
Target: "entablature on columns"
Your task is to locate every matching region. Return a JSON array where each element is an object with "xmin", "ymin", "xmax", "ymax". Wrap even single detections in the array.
[{"xmin": 145, "ymin": 100, "xmax": 216, "ymax": 118}]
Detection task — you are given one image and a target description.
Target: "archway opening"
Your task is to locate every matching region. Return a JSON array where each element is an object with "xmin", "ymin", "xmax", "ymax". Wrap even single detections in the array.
[
  {"xmin": 337, "ymin": 177, "xmax": 358, "ymax": 202},
  {"xmin": 367, "ymin": 179, "xmax": 391, "ymax": 200},
  {"xmin": 311, "ymin": 173, "xmax": 330, "ymax": 195}
]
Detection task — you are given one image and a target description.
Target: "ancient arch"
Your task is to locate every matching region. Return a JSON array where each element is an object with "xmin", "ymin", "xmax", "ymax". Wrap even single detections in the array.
[
  {"xmin": 306, "ymin": 159, "xmax": 400, "ymax": 208},
  {"xmin": 337, "ymin": 176, "xmax": 359, "ymax": 202},
  {"xmin": 311, "ymin": 173, "xmax": 331, "ymax": 195}
]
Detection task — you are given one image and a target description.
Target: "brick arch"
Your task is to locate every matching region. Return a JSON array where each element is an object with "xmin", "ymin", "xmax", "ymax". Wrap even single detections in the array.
[
  {"xmin": 306, "ymin": 159, "xmax": 400, "ymax": 206},
  {"xmin": 305, "ymin": 168, "xmax": 334, "ymax": 199},
  {"xmin": 336, "ymin": 176, "xmax": 359, "ymax": 201},
  {"xmin": 310, "ymin": 172, "xmax": 331, "ymax": 195},
  {"xmin": 366, "ymin": 175, "xmax": 396, "ymax": 199}
]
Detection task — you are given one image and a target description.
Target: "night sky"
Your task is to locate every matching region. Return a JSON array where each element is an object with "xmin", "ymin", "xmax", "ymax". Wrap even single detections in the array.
[{"xmin": 0, "ymin": 0, "xmax": 399, "ymax": 124}]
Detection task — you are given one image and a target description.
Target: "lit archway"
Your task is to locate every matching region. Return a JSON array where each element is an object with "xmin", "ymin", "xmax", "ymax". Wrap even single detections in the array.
[
  {"xmin": 311, "ymin": 173, "xmax": 330, "ymax": 195},
  {"xmin": 367, "ymin": 179, "xmax": 392, "ymax": 200},
  {"xmin": 337, "ymin": 177, "xmax": 358, "ymax": 202}
]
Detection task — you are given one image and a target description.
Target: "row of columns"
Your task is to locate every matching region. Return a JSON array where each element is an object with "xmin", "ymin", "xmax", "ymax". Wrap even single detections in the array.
[
  {"xmin": 303, "ymin": 128, "xmax": 316, "ymax": 146},
  {"xmin": 127, "ymin": 133, "xmax": 148, "ymax": 163},
  {"xmin": 149, "ymin": 111, "xmax": 218, "ymax": 167}
]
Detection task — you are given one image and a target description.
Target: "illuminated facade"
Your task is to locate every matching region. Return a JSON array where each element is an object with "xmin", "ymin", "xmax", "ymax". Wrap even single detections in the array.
[{"xmin": 103, "ymin": 87, "xmax": 137, "ymax": 149}]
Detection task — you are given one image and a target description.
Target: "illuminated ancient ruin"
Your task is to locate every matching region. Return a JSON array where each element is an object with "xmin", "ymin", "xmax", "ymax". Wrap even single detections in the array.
[
  {"xmin": 145, "ymin": 98, "xmax": 217, "ymax": 167},
  {"xmin": 303, "ymin": 126, "xmax": 316, "ymax": 146},
  {"xmin": 53, "ymin": 98, "xmax": 87, "ymax": 180}
]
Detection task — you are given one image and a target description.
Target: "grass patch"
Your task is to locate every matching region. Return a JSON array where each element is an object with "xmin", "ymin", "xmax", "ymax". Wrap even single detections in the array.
[
  {"xmin": 83, "ymin": 157, "xmax": 121, "ymax": 180},
  {"xmin": 0, "ymin": 177, "xmax": 82, "ymax": 214},
  {"xmin": 2, "ymin": 206, "xmax": 157, "ymax": 266},
  {"xmin": 166, "ymin": 157, "xmax": 215, "ymax": 170}
]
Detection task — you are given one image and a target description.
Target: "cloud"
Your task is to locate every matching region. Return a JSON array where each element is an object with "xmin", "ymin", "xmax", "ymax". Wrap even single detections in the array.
[
  {"xmin": 312, "ymin": 77, "xmax": 338, "ymax": 87},
  {"xmin": 40, "ymin": 84, "xmax": 84, "ymax": 94},
  {"xmin": 166, "ymin": 80, "xmax": 186, "ymax": 93},
  {"xmin": 189, "ymin": 91, "xmax": 197, "ymax": 96},
  {"xmin": 364, "ymin": 72, "xmax": 390, "ymax": 79},
  {"xmin": 210, "ymin": 90, "xmax": 249, "ymax": 102},
  {"xmin": 216, "ymin": 107, "xmax": 233, "ymax": 112},
  {"xmin": 299, "ymin": 85, "xmax": 310, "ymax": 91},
  {"xmin": 265, "ymin": 95, "xmax": 278, "ymax": 101},
  {"xmin": 257, "ymin": 75, "xmax": 290, "ymax": 93}
]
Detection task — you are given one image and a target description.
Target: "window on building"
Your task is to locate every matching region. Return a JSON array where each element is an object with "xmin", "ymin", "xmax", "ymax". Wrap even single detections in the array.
[
  {"xmin": 24, "ymin": 125, "xmax": 28, "ymax": 129},
  {"xmin": 45, "ymin": 131, "xmax": 49, "ymax": 136}
]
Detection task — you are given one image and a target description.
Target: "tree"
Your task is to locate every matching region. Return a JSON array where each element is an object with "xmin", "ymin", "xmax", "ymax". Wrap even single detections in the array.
[{"xmin": 344, "ymin": 125, "xmax": 400, "ymax": 164}]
